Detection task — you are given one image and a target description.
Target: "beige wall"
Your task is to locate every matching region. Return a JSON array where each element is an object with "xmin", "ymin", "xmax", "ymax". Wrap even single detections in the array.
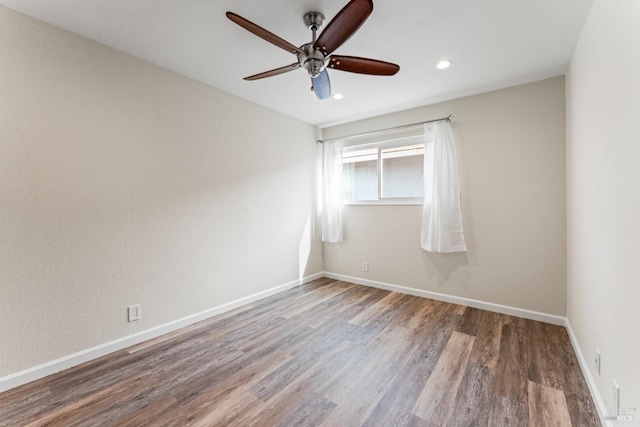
[
  {"xmin": 322, "ymin": 77, "xmax": 567, "ymax": 315},
  {"xmin": 566, "ymin": 0, "xmax": 640, "ymax": 417},
  {"xmin": 0, "ymin": 6, "xmax": 322, "ymax": 377}
]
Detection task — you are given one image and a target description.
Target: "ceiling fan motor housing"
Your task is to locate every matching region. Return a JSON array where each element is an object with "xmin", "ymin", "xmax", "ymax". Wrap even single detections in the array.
[
  {"xmin": 300, "ymin": 13, "xmax": 326, "ymax": 77},
  {"xmin": 298, "ymin": 43, "xmax": 326, "ymax": 77}
]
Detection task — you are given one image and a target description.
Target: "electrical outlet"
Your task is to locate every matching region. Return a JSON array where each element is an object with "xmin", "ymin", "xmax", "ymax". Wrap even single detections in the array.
[
  {"xmin": 128, "ymin": 304, "xmax": 141, "ymax": 322},
  {"xmin": 613, "ymin": 380, "xmax": 620, "ymax": 415},
  {"xmin": 595, "ymin": 349, "xmax": 601, "ymax": 375},
  {"xmin": 362, "ymin": 261, "xmax": 369, "ymax": 272}
]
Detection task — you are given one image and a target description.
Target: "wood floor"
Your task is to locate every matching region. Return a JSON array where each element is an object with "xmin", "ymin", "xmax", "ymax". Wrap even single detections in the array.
[{"xmin": 0, "ymin": 278, "xmax": 601, "ymax": 426}]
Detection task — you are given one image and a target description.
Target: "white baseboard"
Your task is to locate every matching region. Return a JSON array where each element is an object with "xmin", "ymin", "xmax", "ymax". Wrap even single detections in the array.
[
  {"xmin": 0, "ymin": 272, "xmax": 323, "ymax": 394},
  {"xmin": 564, "ymin": 319, "xmax": 611, "ymax": 427},
  {"xmin": 323, "ymin": 272, "xmax": 566, "ymax": 325}
]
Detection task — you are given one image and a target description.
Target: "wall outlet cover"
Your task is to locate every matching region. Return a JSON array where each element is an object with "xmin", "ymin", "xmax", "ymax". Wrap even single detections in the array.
[{"xmin": 128, "ymin": 304, "xmax": 141, "ymax": 322}]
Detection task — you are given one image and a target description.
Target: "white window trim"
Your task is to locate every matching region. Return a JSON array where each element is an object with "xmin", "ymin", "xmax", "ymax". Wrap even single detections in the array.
[{"xmin": 342, "ymin": 134, "xmax": 425, "ymax": 206}]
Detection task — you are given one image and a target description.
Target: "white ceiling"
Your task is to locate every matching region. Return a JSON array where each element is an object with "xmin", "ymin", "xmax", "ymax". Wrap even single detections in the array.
[{"xmin": 0, "ymin": 0, "xmax": 593, "ymax": 127}]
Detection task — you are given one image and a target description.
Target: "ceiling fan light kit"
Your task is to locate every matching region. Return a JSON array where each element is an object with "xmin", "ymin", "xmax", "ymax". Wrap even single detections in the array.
[{"xmin": 226, "ymin": 0, "xmax": 399, "ymax": 100}]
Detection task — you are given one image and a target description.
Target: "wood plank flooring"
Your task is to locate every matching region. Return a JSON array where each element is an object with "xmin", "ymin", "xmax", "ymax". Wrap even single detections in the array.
[{"xmin": 0, "ymin": 278, "xmax": 601, "ymax": 426}]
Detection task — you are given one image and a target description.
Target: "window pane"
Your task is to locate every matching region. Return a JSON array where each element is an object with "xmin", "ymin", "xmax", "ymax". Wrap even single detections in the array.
[
  {"xmin": 342, "ymin": 148, "xmax": 378, "ymax": 201},
  {"xmin": 381, "ymin": 144, "xmax": 424, "ymax": 198}
]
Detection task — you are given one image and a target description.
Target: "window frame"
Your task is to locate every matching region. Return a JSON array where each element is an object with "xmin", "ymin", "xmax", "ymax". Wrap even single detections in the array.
[{"xmin": 341, "ymin": 134, "xmax": 425, "ymax": 206}]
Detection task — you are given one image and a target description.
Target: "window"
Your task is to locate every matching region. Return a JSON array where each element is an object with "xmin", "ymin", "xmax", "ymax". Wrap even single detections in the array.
[{"xmin": 341, "ymin": 135, "xmax": 426, "ymax": 205}]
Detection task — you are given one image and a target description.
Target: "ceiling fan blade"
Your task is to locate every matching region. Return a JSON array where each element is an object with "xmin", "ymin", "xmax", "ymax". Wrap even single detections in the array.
[
  {"xmin": 328, "ymin": 55, "xmax": 399, "ymax": 75},
  {"xmin": 314, "ymin": 0, "xmax": 373, "ymax": 56},
  {"xmin": 226, "ymin": 12, "xmax": 303, "ymax": 55},
  {"xmin": 244, "ymin": 63, "xmax": 301, "ymax": 81},
  {"xmin": 312, "ymin": 69, "xmax": 331, "ymax": 100}
]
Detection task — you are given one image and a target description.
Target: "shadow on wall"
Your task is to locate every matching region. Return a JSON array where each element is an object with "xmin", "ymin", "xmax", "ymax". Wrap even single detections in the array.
[{"xmin": 421, "ymin": 251, "xmax": 470, "ymax": 287}]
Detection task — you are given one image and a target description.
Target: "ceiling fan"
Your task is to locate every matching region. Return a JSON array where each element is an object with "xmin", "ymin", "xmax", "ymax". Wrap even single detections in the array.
[{"xmin": 226, "ymin": 0, "xmax": 400, "ymax": 100}]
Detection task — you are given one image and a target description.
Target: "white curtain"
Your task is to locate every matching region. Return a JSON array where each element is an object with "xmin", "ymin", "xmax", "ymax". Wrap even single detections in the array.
[
  {"xmin": 322, "ymin": 139, "xmax": 344, "ymax": 243},
  {"xmin": 421, "ymin": 121, "xmax": 467, "ymax": 253}
]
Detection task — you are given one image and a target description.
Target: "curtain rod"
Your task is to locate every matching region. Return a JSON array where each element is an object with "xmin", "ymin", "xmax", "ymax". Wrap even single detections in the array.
[{"xmin": 316, "ymin": 114, "xmax": 454, "ymax": 144}]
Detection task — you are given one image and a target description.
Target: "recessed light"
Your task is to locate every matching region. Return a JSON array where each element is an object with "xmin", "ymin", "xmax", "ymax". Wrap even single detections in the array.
[
  {"xmin": 332, "ymin": 93, "xmax": 344, "ymax": 100},
  {"xmin": 436, "ymin": 60, "xmax": 452, "ymax": 70}
]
